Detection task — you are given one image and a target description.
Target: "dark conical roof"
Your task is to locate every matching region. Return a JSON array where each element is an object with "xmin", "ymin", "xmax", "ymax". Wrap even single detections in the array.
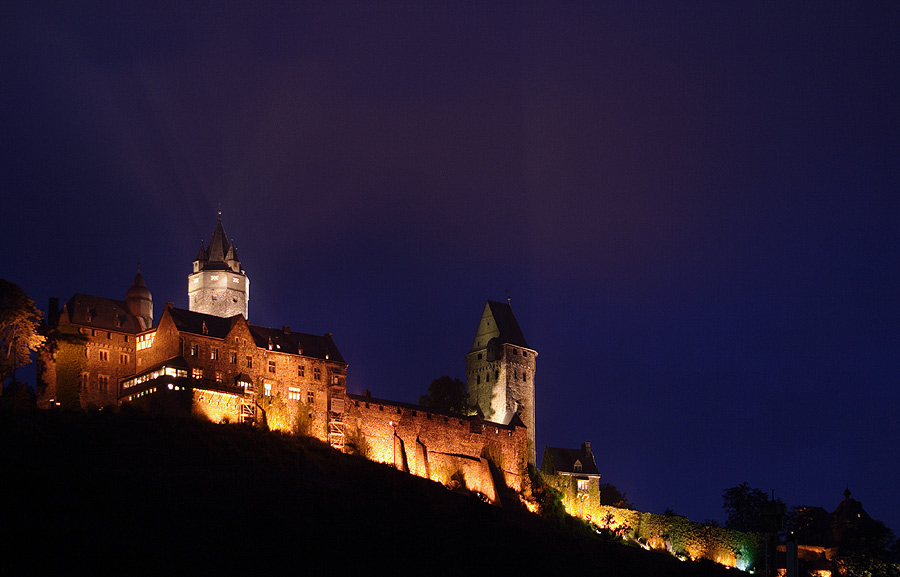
[
  {"xmin": 207, "ymin": 216, "xmax": 230, "ymax": 263},
  {"xmin": 126, "ymin": 270, "xmax": 151, "ymax": 301},
  {"xmin": 486, "ymin": 300, "xmax": 528, "ymax": 348},
  {"xmin": 195, "ymin": 240, "xmax": 207, "ymax": 262}
]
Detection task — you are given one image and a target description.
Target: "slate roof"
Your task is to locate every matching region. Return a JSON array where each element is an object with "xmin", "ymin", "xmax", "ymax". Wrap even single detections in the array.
[
  {"xmin": 166, "ymin": 306, "xmax": 240, "ymax": 339},
  {"xmin": 195, "ymin": 216, "xmax": 242, "ymax": 271},
  {"xmin": 61, "ymin": 294, "xmax": 145, "ymax": 334},
  {"xmin": 249, "ymin": 325, "xmax": 345, "ymax": 363},
  {"xmin": 206, "ymin": 217, "xmax": 230, "ymax": 263},
  {"xmin": 486, "ymin": 300, "xmax": 529, "ymax": 348},
  {"xmin": 165, "ymin": 305, "xmax": 344, "ymax": 363},
  {"xmin": 542, "ymin": 445, "xmax": 600, "ymax": 476}
]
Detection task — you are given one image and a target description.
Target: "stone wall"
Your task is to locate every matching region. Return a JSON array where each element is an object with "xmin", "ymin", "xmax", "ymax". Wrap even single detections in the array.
[
  {"xmin": 546, "ymin": 478, "xmax": 766, "ymax": 572},
  {"xmin": 346, "ymin": 394, "xmax": 528, "ymax": 502},
  {"xmin": 466, "ymin": 342, "xmax": 536, "ymax": 463},
  {"xmin": 188, "ymin": 269, "xmax": 248, "ymax": 319},
  {"xmin": 38, "ymin": 323, "xmax": 136, "ymax": 409},
  {"xmin": 132, "ymin": 309, "xmax": 345, "ymax": 444}
]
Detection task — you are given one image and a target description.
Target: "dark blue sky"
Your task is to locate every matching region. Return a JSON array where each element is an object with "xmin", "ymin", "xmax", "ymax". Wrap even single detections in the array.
[{"xmin": 3, "ymin": 2, "xmax": 899, "ymax": 531}]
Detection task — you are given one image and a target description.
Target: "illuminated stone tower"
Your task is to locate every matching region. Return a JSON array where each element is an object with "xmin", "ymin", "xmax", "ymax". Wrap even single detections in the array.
[
  {"xmin": 466, "ymin": 300, "xmax": 537, "ymax": 463},
  {"xmin": 188, "ymin": 215, "xmax": 250, "ymax": 319}
]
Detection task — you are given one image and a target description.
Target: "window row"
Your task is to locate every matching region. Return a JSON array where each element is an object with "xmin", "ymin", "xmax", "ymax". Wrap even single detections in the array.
[
  {"xmin": 285, "ymin": 387, "xmax": 316, "ymax": 404},
  {"xmin": 78, "ymin": 372, "xmax": 110, "ymax": 394},
  {"xmin": 88, "ymin": 349, "xmax": 129, "ymax": 364},
  {"xmin": 475, "ymin": 370, "xmax": 528, "ymax": 385},
  {"xmin": 80, "ymin": 327, "xmax": 130, "ymax": 342}
]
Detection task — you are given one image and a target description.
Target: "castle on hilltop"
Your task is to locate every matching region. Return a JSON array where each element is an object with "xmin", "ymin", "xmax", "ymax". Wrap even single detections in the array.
[
  {"xmin": 37, "ymin": 216, "xmax": 803, "ymax": 573},
  {"xmin": 37, "ymin": 216, "xmax": 541, "ymax": 500}
]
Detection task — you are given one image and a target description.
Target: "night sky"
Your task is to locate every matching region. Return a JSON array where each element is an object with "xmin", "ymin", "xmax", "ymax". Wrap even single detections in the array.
[{"xmin": 3, "ymin": 3, "xmax": 899, "ymax": 531}]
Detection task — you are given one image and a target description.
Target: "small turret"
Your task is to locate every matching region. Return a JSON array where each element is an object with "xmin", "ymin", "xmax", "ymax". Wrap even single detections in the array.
[
  {"xmin": 125, "ymin": 268, "xmax": 153, "ymax": 330},
  {"xmin": 193, "ymin": 240, "xmax": 207, "ymax": 273},
  {"xmin": 225, "ymin": 239, "xmax": 242, "ymax": 273}
]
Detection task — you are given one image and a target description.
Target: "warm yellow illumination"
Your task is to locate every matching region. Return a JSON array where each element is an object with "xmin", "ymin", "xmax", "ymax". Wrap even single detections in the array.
[{"xmin": 136, "ymin": 332, "xmax": 155, "ymax": 350}]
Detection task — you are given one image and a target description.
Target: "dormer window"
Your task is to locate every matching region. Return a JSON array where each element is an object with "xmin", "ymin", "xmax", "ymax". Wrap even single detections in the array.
[
  {"xmin": 202, "ymin": 321, "xmax": 208, "ymax": 335},
  {"xmin": 574, "ymin": 460, "xmax": 582, "ymax": 472}
]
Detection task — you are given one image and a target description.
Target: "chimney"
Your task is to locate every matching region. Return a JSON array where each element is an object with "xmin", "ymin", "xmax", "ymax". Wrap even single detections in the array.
[
  {"xmin": 583, "ymin": 441, "xmax": 592, "ymax": 459},
  {"xmin": 47, "ymin": 297, "xmax": 60, "ymax": 328}
]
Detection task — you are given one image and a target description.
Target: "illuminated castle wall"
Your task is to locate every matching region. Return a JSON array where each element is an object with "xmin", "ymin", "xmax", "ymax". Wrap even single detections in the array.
[{"xmin": 346, "ymin": 393, "xmax": 528, "ymax": 499}]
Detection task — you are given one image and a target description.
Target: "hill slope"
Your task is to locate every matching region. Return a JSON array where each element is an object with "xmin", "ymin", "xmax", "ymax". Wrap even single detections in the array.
[{"xmin": 3, "ymin": 410, "xmax": 746, "ymax": 576}]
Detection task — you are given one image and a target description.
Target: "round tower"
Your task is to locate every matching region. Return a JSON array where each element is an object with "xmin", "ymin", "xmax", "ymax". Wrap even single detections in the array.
[{"xmin": 125, "ymin": 268, "xmax": 153, "ymax": 330}]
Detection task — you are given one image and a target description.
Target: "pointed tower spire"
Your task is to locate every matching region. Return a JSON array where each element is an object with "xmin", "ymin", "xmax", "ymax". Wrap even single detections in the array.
[{"xmin": 207, "ymin": 216, "xmax": 230, "ymax": 264}]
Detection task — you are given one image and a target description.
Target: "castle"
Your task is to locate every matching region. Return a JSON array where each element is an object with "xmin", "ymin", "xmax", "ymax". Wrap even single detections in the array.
[
  {"xmin": 37, "ymin": 216, "xmax": 535, "ymax": 500},
  {"xmin": 35, "ymin": 216, "xmax": 801, "ymax": 573}
]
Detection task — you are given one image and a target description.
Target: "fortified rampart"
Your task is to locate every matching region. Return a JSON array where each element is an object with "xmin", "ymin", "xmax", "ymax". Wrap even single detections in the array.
[
  {"xmin": 346, "ymin": 393, "xmax": 528, "ymax": 503},
  {"xmin": 546, "ymin": 474, "xmax": 766, "ymax": 572}
]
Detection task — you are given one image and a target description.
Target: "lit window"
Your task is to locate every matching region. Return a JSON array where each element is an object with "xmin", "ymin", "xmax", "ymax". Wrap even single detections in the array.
[
  {"xmin": 230, "ymin": 352, "xmax": 237, "ymax": 364},
  {"xmin": 136, "ymin": 333, "xmax": 154, "ymax": 351},
  {"xmin": 298, "ymin": 364, "xmax": 305, "ymax": 377},
  {"xmin": 215, "ymin": 371, "xmax": 223, "ymax": 383},
  {"xmin": 246, "ymin": 356, "xmax": 253, "ymax": 368},
  {"xmin": 99, "ymin": 350, "xmax": 109, "ymax": 361},
  {"xmin": 191, "ymin": 344, "xmax": 198, "ymax": 357},
  {"xmin": 264, "ymin": 382, "xmax": 271, "ymax": 396},
  {"xmin": 288, "ymin": 387, "xmax": 302, "ymax": 401},
  {"xmin": 192, "ymin": 368, "xmax": 202, "ymax": 380},
  {"xmin": 577, "ymin": 479, "xmax": 589, "ymax": 493},
  {"xmin": 313, "ymin": 368, "xmax": 321, "ymax": 380},
  {"xmin": 307, "ymin": 391, "xmax": 315, "ymax": 404},
  {"xmin": 211, "ymin": 348, "xmax": 219, "ymax": 361},
  {"xmin": 268, "ymin": 360, "xmax": 276, "ymax": 374}
]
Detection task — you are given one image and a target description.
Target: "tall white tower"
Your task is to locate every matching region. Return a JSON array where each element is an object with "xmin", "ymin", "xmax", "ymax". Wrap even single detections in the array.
[{"xmin": 187, "ymin": 214, "xmax": 250, "ymax": 319}]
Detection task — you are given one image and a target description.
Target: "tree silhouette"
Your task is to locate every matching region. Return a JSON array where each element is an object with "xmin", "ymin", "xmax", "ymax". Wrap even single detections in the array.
[
  {"xmin": 600, "ymin": 483, "xmax": 634, "ymax": 508},
  {"xmin": 723, "ymin": 482, "xmax": 783, "ymax": 533},
  {"xmin": 418, "ymin": 376, "xmax": 473, "ymax": 415},
  {"xmin": 0, "ymin": 279, "xmax": 45, "ymax": 391}
]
